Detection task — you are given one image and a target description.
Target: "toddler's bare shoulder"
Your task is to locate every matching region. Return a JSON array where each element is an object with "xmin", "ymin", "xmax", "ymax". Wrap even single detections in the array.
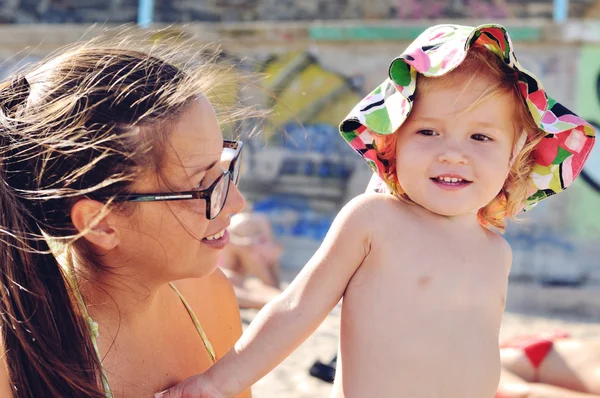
[
  {"xmin": 484, "ymin": 229, "xmax": 513, "ymax": 270},
  {"xmin": 343, "ymin": 193, "xmax": 415, "ymax": 229}
]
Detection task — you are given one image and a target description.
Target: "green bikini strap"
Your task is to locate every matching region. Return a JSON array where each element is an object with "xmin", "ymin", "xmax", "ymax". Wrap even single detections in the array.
[{"xmin": 168, "ymin": 282, "xmax": 216, "ymax": 363}]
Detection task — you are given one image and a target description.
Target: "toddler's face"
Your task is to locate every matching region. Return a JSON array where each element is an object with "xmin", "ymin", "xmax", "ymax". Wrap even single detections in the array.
[{"xmin": 394, "ymin": 74, "xmax": 516, "ymax": 218}]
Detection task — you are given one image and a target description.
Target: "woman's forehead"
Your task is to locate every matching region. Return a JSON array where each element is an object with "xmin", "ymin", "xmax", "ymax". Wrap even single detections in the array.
[{"xmin": 163, "ymin": 97, "xmax": 223, "ymax": 173}]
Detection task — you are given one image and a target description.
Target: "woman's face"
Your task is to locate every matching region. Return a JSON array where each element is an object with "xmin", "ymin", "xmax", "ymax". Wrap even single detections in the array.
[{"xmin": 115, "ymin": 97, "xmax": 246, "ymax": 282}]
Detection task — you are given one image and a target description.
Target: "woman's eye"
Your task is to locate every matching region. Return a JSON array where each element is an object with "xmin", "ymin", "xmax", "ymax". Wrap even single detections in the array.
[
  {"xmin": 471, "ymin": 133, "xmax": 492, "ymax": 142},
  {"xmin": 196, "ymin": 165, "xmax": 225, "ymax": 189},
  {"xmin": 197, "ymin": 174, "xmax": 215, "ymax": 190},
  {"xmin": 417, "ymin": 129, "xmax": 437, "ymax": 136}
]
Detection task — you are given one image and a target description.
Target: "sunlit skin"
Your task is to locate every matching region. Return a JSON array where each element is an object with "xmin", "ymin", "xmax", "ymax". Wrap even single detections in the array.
[
  {"xmin": 68, "ymin": 98, "xmax": 250, "ymax": 398},
  {"xmin": 156, "ymin": 71, "xmax": 520, "ymax": 398},
  {"xmin": 498, "ymin": 338, "xmax": 600, "ymax": 397}
]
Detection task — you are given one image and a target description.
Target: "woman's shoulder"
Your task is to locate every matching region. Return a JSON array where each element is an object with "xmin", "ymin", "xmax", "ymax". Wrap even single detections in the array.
[
  {"xmin": 175, "ymin": 269, "xmax": 239, "ymax": 319},
  {"xmin": 173, "ymin": 269, "xmax": 242, "ymax": 354}
]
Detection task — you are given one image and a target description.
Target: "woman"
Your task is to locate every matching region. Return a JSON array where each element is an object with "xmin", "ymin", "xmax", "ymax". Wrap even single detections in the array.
[
  {"xmin": 220, "ymin": 212, "xmax": 282, "ymax": 309},
  {"xmin": 497, "ymin": 333, "xmax": 600, "ymax": 397},
  {"xmin": 0, "ymin": 33, "xmax": 252, "ymax": 397}
]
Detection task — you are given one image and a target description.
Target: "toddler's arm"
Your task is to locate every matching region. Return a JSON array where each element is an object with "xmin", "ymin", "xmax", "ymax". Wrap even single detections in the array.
[{"xmin": 207, "ymin": 194, "xmax": 374, "ymax": 396}]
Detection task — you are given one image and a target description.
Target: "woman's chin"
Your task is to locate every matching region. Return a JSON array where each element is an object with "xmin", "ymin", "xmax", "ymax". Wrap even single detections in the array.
[{"xmin": 172, "ymin": 257, "xmax": 221, "ymax": 281}]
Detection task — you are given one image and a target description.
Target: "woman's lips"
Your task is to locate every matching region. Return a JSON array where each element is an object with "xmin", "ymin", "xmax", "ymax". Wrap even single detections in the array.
[{"xmin": 201, "ymin": 229, "xmax": 230, "ymax": 249}]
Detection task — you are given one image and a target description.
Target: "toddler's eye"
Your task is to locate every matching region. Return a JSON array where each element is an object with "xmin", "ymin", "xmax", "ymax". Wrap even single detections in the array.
[
  {"xmin": 471, "ymin": 133, "xmax": 492, "ymax": 142},
  {"xmin": 417, "ymin": 129, "xmax": 437, "ymax": 136}
]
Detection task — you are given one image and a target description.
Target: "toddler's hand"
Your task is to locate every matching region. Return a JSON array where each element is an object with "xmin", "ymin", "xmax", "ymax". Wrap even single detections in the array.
[{"xmin": 155, "ymin": 374, "xmax": 224, "ymax": 398}]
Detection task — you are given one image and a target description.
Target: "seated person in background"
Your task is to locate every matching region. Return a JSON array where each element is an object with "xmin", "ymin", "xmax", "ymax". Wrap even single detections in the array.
[
  {"xmin": 309, "ymin": 331, "xmax": 600, "ymax": 398},
  {"xmin": 221, "ymin": 212, "xmax": 283, "ymax": 309},
  {"xmin": 497, "ymin": 331, "xmax": 600, "ymax": 397}
]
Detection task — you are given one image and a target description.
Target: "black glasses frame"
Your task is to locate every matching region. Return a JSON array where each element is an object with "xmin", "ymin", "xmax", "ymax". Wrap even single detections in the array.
[{"xmin": 107, "ymin": 140, "xmax": 243, "ymax": 220}]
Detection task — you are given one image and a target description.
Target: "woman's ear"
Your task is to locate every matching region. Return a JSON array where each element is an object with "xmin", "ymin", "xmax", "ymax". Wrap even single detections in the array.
[{"xmin": 70, "ymin": 199, "xmax": 120, "ymax": 251}]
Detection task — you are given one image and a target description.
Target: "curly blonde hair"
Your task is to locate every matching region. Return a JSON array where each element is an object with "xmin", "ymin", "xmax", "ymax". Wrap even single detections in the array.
[{"xmin": 375, "ymin": 45, "xmax": 546, "ymax": 231}]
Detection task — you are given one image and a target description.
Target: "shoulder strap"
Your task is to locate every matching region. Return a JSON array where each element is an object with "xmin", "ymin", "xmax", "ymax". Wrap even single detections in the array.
[{"xmin": 168, "ymin": 282, "xmax": 216, "ymax": 363}]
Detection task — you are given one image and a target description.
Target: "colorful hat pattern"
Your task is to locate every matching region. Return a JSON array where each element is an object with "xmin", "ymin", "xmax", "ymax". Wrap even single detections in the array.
[{"xmin": 339, "ymin": 24, "xmax": 596, "ymax": 211}]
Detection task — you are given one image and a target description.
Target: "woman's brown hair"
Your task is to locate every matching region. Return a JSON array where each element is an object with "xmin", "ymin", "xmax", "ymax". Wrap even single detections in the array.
[{"xmin": 0, "ymin": 31, "xmax": 253, "ymax": 397}]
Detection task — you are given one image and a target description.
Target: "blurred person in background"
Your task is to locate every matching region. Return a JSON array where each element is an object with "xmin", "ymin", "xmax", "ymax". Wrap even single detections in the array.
[
  {"xmin": 220, "ymin": 212, "xmax": 283, "ymax": 309},
  {"xmin": 496, "ymin": 332, "xmax": 600, "ymax": 397},
  {"xmin": 307, "ymin": 331, "xmax": 600, "ymax": 398},
  {"xmin": 0, "ymin": 32, "xmax": 254, "ymax": 397}
]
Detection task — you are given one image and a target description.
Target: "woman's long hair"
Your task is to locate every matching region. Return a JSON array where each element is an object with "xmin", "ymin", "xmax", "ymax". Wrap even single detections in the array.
[{"xmin": 0, "ymin": 30, "xmax": 255, "ymax": 397}]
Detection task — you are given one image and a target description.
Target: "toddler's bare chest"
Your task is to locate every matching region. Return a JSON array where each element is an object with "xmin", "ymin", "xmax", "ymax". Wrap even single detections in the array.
[{"xmin": 345, "ymin": 235, "xmax": 508, "ymax": 324}]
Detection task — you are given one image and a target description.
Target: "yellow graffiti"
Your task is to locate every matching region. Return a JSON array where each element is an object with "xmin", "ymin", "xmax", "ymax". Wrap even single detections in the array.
[{"xmin": 261, "ymin": 52, "xmax": 361, "ymax": 136}]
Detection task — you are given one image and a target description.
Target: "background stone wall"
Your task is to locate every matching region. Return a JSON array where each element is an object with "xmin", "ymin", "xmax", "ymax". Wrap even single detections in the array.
[
  {"xmin": 0, "ymin": 21, "xmax": 598, "ymax": 285},
  {"xmin": 0, "ymin": 0, "xmax": 597, "ymax": 24}
]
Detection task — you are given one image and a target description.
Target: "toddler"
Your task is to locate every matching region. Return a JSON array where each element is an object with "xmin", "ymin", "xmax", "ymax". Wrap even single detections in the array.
[{"xmin": 158, "ymin": 24, "xmax": 595, "ymax": 398}]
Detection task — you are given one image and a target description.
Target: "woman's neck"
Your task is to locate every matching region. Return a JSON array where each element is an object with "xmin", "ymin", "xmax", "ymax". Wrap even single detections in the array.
[{"xmin": 59, "ymin": 248, "xmax": 171, "ymax": 326}]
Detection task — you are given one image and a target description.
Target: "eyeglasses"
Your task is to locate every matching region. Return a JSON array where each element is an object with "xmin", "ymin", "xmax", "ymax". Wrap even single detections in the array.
[{"xmin": 108, "ymin": 140, "xmax": 243, "ymax": 220}]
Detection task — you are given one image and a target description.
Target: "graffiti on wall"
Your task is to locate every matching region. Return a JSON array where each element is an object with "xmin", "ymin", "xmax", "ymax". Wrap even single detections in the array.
[
  {"xmin": 1, "ymin": 36, "xmax": 599, "ymax": 280},
  {"xmin": 245, "ymin": 45, "xmax": 600, "ymax": 279},
  {"xmin": 576, "ymin": 46, "xmax": 600, "ymax": 194},
  {"xmin": 238, "ymin": 51, "xmax": 366, "ymax": 243},
  {"xmin": 0, "ymin": 0, "xmax": 575, "ymax": 24},
  {"xmin": 503, "ymin": 46, "xmax": 600, "ymax": 286},
  {"xmin": 0, "ymin": 39, "xmax": 366, "ymax": 247}
]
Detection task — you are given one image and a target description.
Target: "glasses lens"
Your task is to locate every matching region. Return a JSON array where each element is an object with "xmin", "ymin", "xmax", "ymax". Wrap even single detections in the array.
[
  {"xmin": 210, "ymin": 173, "xmax": 230, "ymax": 219},
  {"xmin": 232, "ymin": 149, "xmax": 241, "ymax": 186},
  {"xmin": 221, "ymin": 144, "xmax": 242, "ymax": 186},
  {"xmin": 221, "ymin": 147, "xmax": 234, "ymax": 172}
]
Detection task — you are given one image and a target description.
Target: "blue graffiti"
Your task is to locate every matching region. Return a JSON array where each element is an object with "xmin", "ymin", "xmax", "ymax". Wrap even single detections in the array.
[
  {"xmin": 249, "ymin": 123, "xmax": 360, "ymax": 240},
  {"xmin": 278, "ymin": 123, "xmax": 357, "ymax": 156}
]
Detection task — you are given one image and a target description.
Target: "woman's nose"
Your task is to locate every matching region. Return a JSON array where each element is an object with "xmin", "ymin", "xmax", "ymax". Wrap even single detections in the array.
[{"xmin": 223, "ymin": 182, "xmax": 246, "ymax": 216}]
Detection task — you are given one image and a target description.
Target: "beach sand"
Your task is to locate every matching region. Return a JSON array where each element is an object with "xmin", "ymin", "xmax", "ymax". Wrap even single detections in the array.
[{"xmin": 241, "ymin": 278, "xmax": 600, "ymax": 398}]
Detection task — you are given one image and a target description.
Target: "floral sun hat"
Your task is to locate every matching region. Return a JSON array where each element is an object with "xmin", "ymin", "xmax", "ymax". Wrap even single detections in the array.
[{"xmin": 339, "ymin": 24, "xmax": 596, "ymax": 211}]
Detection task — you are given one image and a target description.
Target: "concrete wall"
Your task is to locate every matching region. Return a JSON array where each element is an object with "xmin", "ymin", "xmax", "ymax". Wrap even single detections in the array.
[
  {"xmin": 0, "ymin": 0, "xmax": 594, "ymax": 23},
  {"xmin": 0, "ymin": 21, "xmax": 599, "ymax": 283}
]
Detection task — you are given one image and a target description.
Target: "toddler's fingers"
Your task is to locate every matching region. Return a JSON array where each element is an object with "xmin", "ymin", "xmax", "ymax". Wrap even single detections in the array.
[{"xmin": 154, "ymin": 375, "xmax": 224, "ymax": 398}]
